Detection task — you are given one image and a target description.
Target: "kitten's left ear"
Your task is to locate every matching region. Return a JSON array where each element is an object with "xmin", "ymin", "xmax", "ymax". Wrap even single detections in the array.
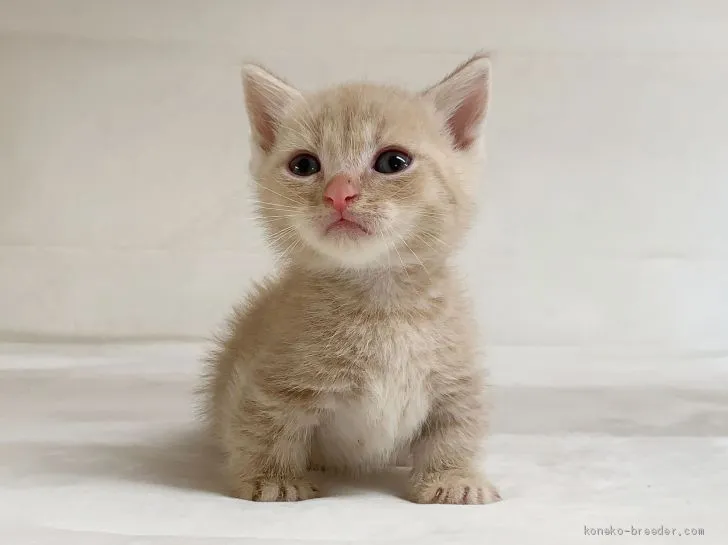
[
  {"xmin": 424, "ymin": 54, "xmax": 491, "ymax": 150},
  {"xmin": 242, "ymin": 63, "xmax": 301, "ymax": 152}
]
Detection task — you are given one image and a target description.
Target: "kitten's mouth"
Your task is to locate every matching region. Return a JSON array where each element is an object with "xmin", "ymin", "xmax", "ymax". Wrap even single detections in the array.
[{"xmin": 325, "ymin": 217, "xmax": 369, "ymax": 236}]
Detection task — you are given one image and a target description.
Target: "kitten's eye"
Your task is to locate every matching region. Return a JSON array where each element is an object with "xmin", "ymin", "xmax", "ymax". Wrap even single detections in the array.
[
  {"xmin": 373, "ymin": 149, "xmax": 412, "ymax": 174},
  {"xmin": 288, "ymin": 154, "xmax": 321, "ymax": 177}
]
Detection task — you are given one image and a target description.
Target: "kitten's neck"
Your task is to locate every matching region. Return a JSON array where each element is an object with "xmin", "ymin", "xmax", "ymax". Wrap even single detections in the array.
[{"xmin": 296, "ymin": 261, "xmax": 452, "ymax": 309}]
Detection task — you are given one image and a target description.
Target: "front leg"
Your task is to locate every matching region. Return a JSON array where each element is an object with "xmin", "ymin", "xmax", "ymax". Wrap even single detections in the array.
[
  {"xmin": 221, "ymin": 394, "xmax": 319, "ymax": 502},
  {"xmin": 409, "ymin": 373, "xmax": 500, "ymax": 505}
]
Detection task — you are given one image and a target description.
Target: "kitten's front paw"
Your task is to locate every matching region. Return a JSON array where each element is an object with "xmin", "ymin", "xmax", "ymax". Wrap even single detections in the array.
[
  {"xmin": 409, "ymin": 470, "xmax": 501, "ymax": 505},
  {"xmin": 233, "ymin": 478, "xmax": 319, "ymax": 502}
]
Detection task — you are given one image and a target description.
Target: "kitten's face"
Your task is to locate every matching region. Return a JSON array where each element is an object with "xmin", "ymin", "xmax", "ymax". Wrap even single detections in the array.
[{"xmin": 243, "ymin": 56, "xmax": 490, "ymax": 270}]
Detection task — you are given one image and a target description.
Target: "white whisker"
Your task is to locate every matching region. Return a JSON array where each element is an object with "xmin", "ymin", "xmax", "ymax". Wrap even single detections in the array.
[
  {"xmin": 384, "ymin": 225, "xmax": 410, "ymax": 280},
  {"xmin": 399, "ymin": 235, "xmax": 429, "ymax": 279},
  {"xmin": 256, "ymin": 214, "xmax": 297, "ymax": 221},
  {"xmin": 414, "ymin": 234, "xmax": 437, "ymax": 252},
  {"xmin": 253, "ymin": 201, "xmax": 301, "ymax": 211},
  {"xmin": 252, "ymin": 180, "xmax": 305, "ymax": 207},
  {"xmin": 421, "ymin": 231, "xmax": 447, "ymax": 246}
]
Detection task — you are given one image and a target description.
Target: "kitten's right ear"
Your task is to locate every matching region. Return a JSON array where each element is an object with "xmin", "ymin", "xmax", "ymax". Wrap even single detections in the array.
[
  {"xmin": 424, "ymin": 53, "xmax": 491, "ymax": 151},
  {"xmin": 242, "ymin": 64, "xmax": 301, "ymax": 152}
]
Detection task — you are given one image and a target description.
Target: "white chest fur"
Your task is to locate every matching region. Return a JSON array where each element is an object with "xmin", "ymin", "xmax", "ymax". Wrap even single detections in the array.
[
  {"xmin": 314, "ymin": 370, "xmax": 429, "ymax": 470},
  {"xmin": 312, "ymin": 337, "xmax": 432, "ymax": 471}
]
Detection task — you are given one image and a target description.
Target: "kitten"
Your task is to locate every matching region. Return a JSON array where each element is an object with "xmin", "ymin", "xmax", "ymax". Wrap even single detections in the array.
[{"xmin": 201, "ymin": 54, "xmax": 500, "ymax": 504}]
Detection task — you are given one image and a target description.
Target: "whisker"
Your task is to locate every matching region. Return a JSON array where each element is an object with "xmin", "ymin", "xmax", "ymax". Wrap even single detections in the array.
[
  {"xmin": 266, "ymin": 225, "xmax": 297, "ymax": 245},
  {"xmin": 279, "ymin": 236, "xmax": 301, "ymax": 260},
  {"xmin": 267, "ymin": 224, "xmax": 296, "ymax": 236},
  {"xmin": 252, "ymin": 201, "xmax": 301, "ymax": 210},
  {"xmin": 248, "ymin": 210, "xmax": 300, "ymax": 219},
  {"xmin": 252, "ymin": 214, "xmax": 299, "ymax": 221},
  {"xmin": 421, "ymin": 231, "xmax": 447, "ymax": 246},
  {"xmin": 253, "ymin": 204, "xmax": 302, "ymax": 214},
  {"xmin": 252, "ymin": 209, "xmax": 300, "ymax": 217},
  {"xmin": 399, "ymin": 235, "xmax": 429, "ymax": 278},
  {"xmin": 414, "ymin": 233, "xmax": 437, "ymax": 252},
  {"xmin": 384, "ymin": 225, "xmax": 410, "ymax": 280},
  {"xmin": 252, "ymin": 180, "xmax": 305, "ymax": 207}
]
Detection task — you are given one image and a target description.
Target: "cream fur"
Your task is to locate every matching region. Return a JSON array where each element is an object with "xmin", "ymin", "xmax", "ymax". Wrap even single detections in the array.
[{"xmin": 200, "ymin": 54, "xmax": 500, "ymax": 504}]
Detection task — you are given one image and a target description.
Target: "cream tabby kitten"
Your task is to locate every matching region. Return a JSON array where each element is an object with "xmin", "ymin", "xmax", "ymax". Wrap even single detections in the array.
[{"xmin": 202, "ymin": 54, "xmax": 500, "ymax": 504}]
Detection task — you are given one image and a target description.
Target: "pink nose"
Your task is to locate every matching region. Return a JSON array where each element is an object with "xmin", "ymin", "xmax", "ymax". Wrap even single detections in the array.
[{"xmin": 323, "ymin": 174, "xmax": 359, "ymax": 212}]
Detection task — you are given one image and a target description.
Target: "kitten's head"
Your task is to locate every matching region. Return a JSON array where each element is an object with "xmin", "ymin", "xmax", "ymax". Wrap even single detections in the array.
[{"xmin": 242, "ymin": 54, "xmax": 491, "ymax": 271}]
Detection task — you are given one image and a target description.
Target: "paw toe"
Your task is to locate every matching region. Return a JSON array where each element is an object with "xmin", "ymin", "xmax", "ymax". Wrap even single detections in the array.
[
  {"xmin": 410, "ymin": 472, "xmax": 501, "ymax": 505},
  {"xmin": 233, "ymin": 479, "xmax": 319, "ymax": 502}
]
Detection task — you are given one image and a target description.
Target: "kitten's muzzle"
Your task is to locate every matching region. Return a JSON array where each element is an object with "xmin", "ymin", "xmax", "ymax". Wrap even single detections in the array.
[{"xmin": 323, "ymin": 174, "xmax": 359, "ymax": 213}]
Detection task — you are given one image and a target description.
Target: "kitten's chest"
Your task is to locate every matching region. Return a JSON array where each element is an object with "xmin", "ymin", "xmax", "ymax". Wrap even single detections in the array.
[
  {"xmin": 313, "ymin": 323, "xmax": 435, "ymax": 469},
  {"xmin": 325, "ymin": 306, "xmax": 446, "ymax": 371},
  {"xmin": 315, "ymin": 364, "xmax": 430, "ymax": 469}
]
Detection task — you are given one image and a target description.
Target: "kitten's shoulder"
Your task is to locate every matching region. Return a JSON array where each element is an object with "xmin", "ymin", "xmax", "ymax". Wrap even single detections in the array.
[
  {"xmin": 198, "ymin": 269, "xmax": 294, "ymax": 415},
  {"xmin": 226, "ymin": 268, "xmax": 296, "ymax": 329}
]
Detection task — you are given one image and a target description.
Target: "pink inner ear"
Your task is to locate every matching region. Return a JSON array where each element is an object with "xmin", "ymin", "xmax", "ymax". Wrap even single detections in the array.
[
  {"xmin": 448, "ymin": 84, "xmax": 487, "ymax": 150},
  {"xmin": 245, "ymin": 81, "xmax": 278, "ymax": 152},
  {"xmin": 243, "ymin": 67, "xmax": 295, "ymax": 153},
  {"xmin": 254, "ymin": 110, "xmax": 276, "ymax": 152}
]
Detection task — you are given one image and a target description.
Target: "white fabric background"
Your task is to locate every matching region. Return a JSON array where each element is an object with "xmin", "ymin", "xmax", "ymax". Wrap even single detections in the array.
[
  {"xmin": 1, "ymin": 3, "xmax": 728, "ymax": 544},
  {"xmin": 1, "ymin": 0, "xmax": 726, "ymax": 351}
]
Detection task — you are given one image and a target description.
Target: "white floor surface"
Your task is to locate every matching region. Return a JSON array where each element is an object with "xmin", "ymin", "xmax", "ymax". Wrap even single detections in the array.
[{"xmin": 1, "ymin": 343, "xmax": 726, "ymax": 544}]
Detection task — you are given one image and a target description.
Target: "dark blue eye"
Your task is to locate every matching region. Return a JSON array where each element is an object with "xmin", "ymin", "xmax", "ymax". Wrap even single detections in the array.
[
  {"xmin": 374, "ymin": 149, "xmax": 412, "ymax": 174},
  {"xmin": 288, "ymin": 154, "xmax": 321, "ymax": 176}
]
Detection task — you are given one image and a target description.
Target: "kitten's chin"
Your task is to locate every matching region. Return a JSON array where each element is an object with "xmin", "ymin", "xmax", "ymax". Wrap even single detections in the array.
[
  {"xmin": 313, "ymin": 240, "xmax": 390, "ymax": 270},
  {"xmin": 294, "ymin": 229, "xmax": 389, "ymax": 271}
]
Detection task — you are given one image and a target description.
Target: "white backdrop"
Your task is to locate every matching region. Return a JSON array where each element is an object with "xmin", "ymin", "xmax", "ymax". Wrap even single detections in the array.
[{"xmin": 1, "ymin": 1, "xmax": 727, "ymax": 383}]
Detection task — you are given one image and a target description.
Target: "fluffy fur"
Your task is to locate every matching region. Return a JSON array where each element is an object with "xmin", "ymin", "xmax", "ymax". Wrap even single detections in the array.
[{"xmin": 200, "ymin": 54, "xmax": 500, "ymax": 504}]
